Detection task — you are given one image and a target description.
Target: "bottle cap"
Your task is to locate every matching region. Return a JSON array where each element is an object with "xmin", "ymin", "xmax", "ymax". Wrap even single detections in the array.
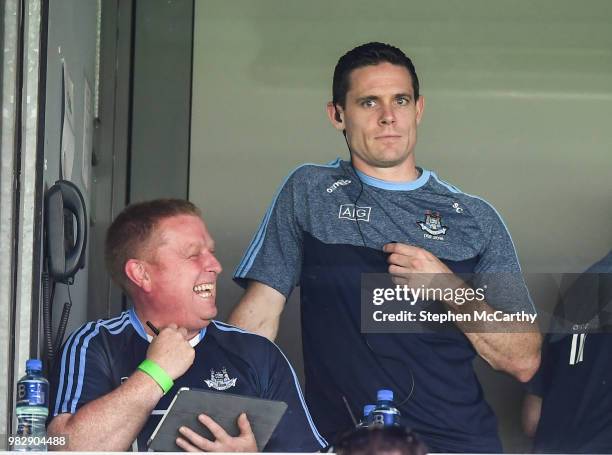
[
  {"xmin": 377, "ymin": 389, "xmax": 394, "ymax": 401},
  {"xmin": 26, "ymin": 359, "xmax": 43, "ymax": 371},
  {"xmin": 363, "ymin": 404, "xmax": 375, "ymax": 416}
]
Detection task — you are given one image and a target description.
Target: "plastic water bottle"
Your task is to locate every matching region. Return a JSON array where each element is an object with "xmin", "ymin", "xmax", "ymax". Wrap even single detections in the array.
[
  {"xmin": 370, "ymin": 389, "xmax": 401, "ymax": 427},
  {"xmin": 357, "ymin": 404, "xmax": 376, "ymax": 428},
  {"xmin": 13, "ymin": 359, "xmax": 49, "ymax": 451}
]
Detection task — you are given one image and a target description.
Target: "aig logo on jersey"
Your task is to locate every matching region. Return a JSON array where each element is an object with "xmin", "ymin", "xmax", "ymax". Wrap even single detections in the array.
[
  {"xmin": 417, "ymin": 211, "xmax": 448, "ymax": 241},
  {"xmin": 339, "ymin": 204, "xmax": 371, "ymax": 222}
]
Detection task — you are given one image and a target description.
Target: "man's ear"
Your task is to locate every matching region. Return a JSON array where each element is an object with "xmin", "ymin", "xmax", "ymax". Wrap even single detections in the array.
[
  {"xmin": 415, "ymin": 95, "xmax": 425, "ymax": 125},
  {"xmin": 125, "ymin": 259, "xmax": 151, "ymax": 292},
  {"xmin": 326, "ymin": 102, "xmax": 345, "ymax": 131}
]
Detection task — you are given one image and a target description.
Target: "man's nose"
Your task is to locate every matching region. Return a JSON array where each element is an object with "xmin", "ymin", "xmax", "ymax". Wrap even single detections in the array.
[
  {"xmin": 379, "ymin": 104, "xmax": 396, "ymax": 125},
  {"xmin": 203, "ymin": 252, "xmax": 223, "ymax": 274}
]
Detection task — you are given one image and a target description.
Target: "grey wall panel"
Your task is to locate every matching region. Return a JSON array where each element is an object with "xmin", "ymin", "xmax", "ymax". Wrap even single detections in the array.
[
  {"xmin": 87, "ymin": 0, "xmax": 132, "ymax": 322},
  {"xmin": 129, "ymin": 0, "xmax": 192, "ymax": 203}
]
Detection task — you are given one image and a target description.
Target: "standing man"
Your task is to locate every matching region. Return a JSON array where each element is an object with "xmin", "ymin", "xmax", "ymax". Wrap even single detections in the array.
[
  {"xmin": 230, "ymin": 42, "xmax": 541, "ymax": 452},
  {"xmin": 48, "ymin": 199, "xmax": 326, "ymax": 452}
]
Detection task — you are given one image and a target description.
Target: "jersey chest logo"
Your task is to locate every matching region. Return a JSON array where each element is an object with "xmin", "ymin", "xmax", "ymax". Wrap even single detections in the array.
[
  {"xmin": 327, "ymin": 179, "xmax": 351, "ymax": 193},
  {"xmin": 338, "ymin": 204, "xmax": 371, "ymax": 222},
  {"xmin": 417, "ymin": 211, "xmax": 449, "ymax": 240},
  {"xmin": 204, "ymin": 367, "xmax": 237, "ymax": 390},
  {"xmin": 568, "ymin": 333, "xmax": 587, "ymax": 365}
]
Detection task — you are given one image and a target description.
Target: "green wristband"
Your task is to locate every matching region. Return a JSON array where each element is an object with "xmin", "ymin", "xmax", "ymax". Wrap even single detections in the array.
[{"xmin": 138, "ymin": 359, "xmax": 174, "ymax": 394}]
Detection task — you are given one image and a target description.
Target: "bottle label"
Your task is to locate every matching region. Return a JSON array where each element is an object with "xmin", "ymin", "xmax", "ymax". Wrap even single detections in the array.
[
  {"xmin": 16, "ymin": 381, "xmax": 48, "ymax": 408},
  {"xmin": 371, "ymin": 409, "xmax": 401, "ymax": 427}
]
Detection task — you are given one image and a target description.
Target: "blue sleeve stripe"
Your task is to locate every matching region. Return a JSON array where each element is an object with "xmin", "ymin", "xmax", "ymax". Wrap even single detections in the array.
[
  {"xmin": 234, "ymin": 158, "xmax": 341, "ymax": 279},
  {"xmin": 429, "ymin": 172, "xmax": 463, "ymax": 194},
  {"xmin": 55, "ymin": 312, "xmax": 129, "ymax": 415},
  {"xmin": 211, "ymin": 321, "xmax": 328, "ymax": 447},
  {"xmin": 62, "ymin": 313, "xmax": 129, "ymax": 413},
  {"xmin": 60, "ymin": 321, "xmax": 96, "ymax": 414},
  {"xmin": 53, "ymin": 324, "xmax": 90, "ymax": 415},
  {"xmin": 431, "ymin": 173, "xmax": 536, "ymax": 312},
  {"xmin": 70, "ymin": 316, "xmax": 131, "ymax": 413}
]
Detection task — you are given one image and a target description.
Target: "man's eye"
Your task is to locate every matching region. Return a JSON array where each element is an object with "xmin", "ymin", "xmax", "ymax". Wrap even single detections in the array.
[
  {"xmin": 362, "ymin": 99, "xmax": 376, "ymax": 108},
  {"xmin": 396, "ymin": 97, "xmax": 410, "ymax": 105}
]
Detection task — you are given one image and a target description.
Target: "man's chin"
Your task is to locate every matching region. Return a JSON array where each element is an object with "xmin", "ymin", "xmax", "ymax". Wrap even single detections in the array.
[
  {"xmin": 185, "ymin": 306, "xmax": 217, "ymax": 329},
  {"xmin": 189, "ymin": 314, "xmax": 215, "ymax": 333},
  {"xmin": 202, "ymin": 305, "xmax": 218, "ymax": 322}
]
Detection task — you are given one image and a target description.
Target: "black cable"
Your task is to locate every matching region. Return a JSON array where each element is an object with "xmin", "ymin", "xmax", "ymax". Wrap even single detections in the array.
[
  {"xmin": 54, "ymin": 284, "xmax": 73, "ymax": 356},
  {"xmin": 42, "ymin": 271, "xmax": 54, "ymax": 363},
  {"xmin": 50, "ymin": 280, "xmax": 56, "ymax": 308},
  {"xmin": 363, "ymin": 341, "xmax": 416, "ymax": 407},
  {"xmin": 341, "ymin": 133, "xmax": 367, "ymax": 249}
]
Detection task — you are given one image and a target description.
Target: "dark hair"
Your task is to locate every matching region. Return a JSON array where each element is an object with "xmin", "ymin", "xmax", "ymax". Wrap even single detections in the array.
[
  {"xmin": 335, "ymin": 426, "xmax": 428, "ymax": 455},
  {"xmin": 332, "ymin": 42, "xmax": 420, "ymax": 109},
  {"xmin": 105, "ymin": 199, "xmax": 201, "ymax": 293}
]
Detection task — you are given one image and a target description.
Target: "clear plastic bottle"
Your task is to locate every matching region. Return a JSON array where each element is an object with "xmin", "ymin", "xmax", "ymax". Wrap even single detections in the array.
[
  {"xmin": 370, "ymin": 389, "xmax": 401, "ymax": 427},
  {"xmin": 13, "ymin": 359, "xmax": 49, "ymax": 452}
]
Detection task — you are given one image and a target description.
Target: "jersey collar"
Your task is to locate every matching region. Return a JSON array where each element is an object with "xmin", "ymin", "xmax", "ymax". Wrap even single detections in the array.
[
  {"xmin": 354, "ymin": 167, "xmax": 430, "ymax": 191},
  {"xmin": 128, "ymin": 308, "xmax": 207, "ymax": 347}
]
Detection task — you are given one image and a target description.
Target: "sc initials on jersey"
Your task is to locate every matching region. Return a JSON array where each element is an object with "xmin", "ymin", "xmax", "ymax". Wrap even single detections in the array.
[{"xmin": 339, "ymin": 204, "xmax": 371, "ymax": 222}]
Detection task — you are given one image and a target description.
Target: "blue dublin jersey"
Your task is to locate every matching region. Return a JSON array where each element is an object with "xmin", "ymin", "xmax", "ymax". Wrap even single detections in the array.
[
  {"xmin": 50, "ymin": 309, "xmax": 326, "ymax": 452},
  {"xmin": 234, "ymin": 158, "xmax": 533, "ymax": 452}
]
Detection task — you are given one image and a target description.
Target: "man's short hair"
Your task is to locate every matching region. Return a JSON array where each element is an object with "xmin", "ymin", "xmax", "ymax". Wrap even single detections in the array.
[
  {"xmin": 105, "ymin": 199, "xmax": 201, "ymax": 293},
  {"xmin": 332, "ymin": 42, "xmax": 420, "ymax": 109},
  {"xmin": 335, "ymin": 426, "xmax": 428, "ymax": 455}
]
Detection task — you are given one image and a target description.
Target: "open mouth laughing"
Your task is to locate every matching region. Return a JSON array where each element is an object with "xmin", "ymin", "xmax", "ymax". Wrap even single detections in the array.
[{"xmin": 193, "ymin": 282, "xmax": 214, "ymax": 299}]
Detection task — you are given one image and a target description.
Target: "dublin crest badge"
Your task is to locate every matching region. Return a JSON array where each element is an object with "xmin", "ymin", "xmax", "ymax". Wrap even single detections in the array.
[
  {"xmin": 417, "ymin": 211, "xmax": 448, "ymax": 240},
  {"xmin": 204, "ymin": 367, "xmax": 237, "ymax": 391}
]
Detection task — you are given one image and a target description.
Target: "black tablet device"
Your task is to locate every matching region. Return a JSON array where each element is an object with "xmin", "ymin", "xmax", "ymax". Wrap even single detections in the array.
[{"xmin": 147, "ymin": 387, "xmax": 287, "ymax": 452}]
